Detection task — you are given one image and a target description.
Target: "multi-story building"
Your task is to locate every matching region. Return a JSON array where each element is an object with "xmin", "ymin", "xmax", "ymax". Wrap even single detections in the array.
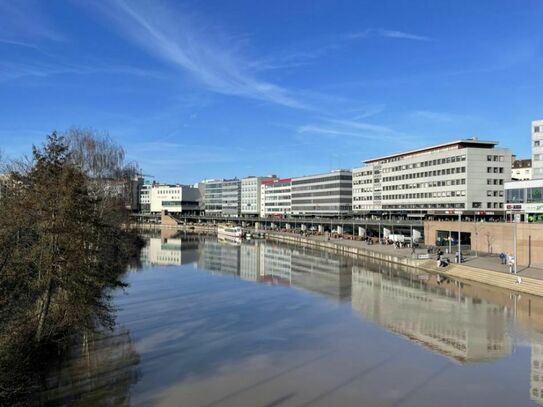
[
  {"xmin": 221, "ymin": 178, "xmax": 241, "ymax": 217},
  {"xmin": 533, "ymin": 120, "xmax": 543, "ymax": 179},
  {"xmin": 138, "ymin": 182, "xmax": 152, "ymax": 212},
  {"xmin": 199, "ymin": 179, "xmax": 223, "ymax": 216},
  {"xmin": 241, "ymin": 175, "xmax": 277, "ymax": 217},
  {"xmin": 352, "ymin": 139, "xmax": 512, "ymax": 218},
  {"xmin": 504, "ymin": 179, "xmax": 543, "ymax": 222},
  {"xmin": 260, "ymin": 178, "xmax": 292, "ymax": 218},
  {"xmin": 150, "ymin": 184, "xmax": 201, "ymax": 214},
  {"xmin": 512, "ymin": 158, "xmax": 532, "ymax": 181},
  {"xmin": 291, "ymin": 170, "xmax": 352, "ymax": 217}
]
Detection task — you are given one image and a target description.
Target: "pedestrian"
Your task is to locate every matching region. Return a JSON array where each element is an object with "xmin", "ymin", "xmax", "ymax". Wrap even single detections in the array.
[{"xmin": 499, "ymin": 252, "xmax": 505, "ymax": 265}]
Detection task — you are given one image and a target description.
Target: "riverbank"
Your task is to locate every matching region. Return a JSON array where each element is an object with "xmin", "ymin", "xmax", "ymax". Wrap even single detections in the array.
[
  {"xmin": 265, "ymin": 231, "xmax": 543, "ymax": 298},
  {"xmin": 130, "ymin": 223, "xmax": 543, "ymax": 297}
]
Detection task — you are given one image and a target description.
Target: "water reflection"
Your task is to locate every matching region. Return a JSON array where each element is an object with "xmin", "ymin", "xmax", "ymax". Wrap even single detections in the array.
[
  {"xmin": 44, "ymin": 233, "xmax": 543, "ymax": 405},
  {"xmin": 40, "ymin": 329, "xmax": 140, "ymax": 406},
  {"xmin": 351, "ymin": 267, "xmax": 512, "ymax": 363}
]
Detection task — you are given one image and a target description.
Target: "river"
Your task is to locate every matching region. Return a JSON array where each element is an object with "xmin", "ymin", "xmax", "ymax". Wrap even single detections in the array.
[{"xmin": 39, "ymin": 232, "xmax": 543, "ymax": 406}]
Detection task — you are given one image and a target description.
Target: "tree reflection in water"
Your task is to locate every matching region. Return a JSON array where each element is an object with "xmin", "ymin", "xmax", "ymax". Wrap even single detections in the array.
[{"xmin": 39, "ymin": 328, "xmax": 140, "ymax": 406}]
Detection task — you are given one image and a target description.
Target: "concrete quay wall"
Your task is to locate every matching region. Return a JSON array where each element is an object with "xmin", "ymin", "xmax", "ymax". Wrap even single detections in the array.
[
  {"xmin": 424, "ymin": 221, "xmax": 543, "ymax": 267},
  {"xmin": 265, "ymin": 232, "xmax": 543, "ymax": 298}
]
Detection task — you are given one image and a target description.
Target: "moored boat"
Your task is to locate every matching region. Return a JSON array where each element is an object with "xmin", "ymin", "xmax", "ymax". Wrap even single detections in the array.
[{"xmin": 217, "ymin": 224, "xmax": 244, "ymax": 239}]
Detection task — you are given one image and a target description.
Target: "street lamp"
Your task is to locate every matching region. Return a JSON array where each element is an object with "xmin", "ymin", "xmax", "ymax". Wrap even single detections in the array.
[
  {"xmin": 513, "ymin": 212, "xmax": 520, "ymax": 274},
  {"xmin": 455, "ymin": 210, "xmax": 463, "ymax": 262}
]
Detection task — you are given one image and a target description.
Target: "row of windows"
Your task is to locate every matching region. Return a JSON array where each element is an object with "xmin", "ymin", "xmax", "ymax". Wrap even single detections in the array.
[
  {"xmin": 292, "ymin": 181, "xmax": 352, "ymax": 192},
  {"xmin": 292, "ymin": 205, "xmax": 352, "ymax": 212},
  {"xmin": 382, "ymin": 179, "xmax": 466, "ymax": 192},
  {"xmin": 264, "ymin": 195, "xmax": 291, "ymax": 201},
  {"xmin": 487, "ymin": 190, "xmax": 504, "ymax": 197},
  {"xmin": 486, "ymin": 155, "xmax": 506, "ymax": 162},
  {"xmin": 354, "ymin": 166, "xmax": 468, "ymax": 184},
  {"xmin": 157, "ymin": 189, "xmax": 182, "ymax": 195},
  {"xmin": 383, "ymin": 154, "xmax": 467, "ymax": 173},
  {"xmin": 382, "ymin": 203, "xmax": 466, "ymax": 209},
  {"xmin": 487, "ymin": 167, "xmax": 505, "ymax": 173},
  {"xmin": 291, "ymin": 174, "xmax": 352, "ymax": 186},
  {"xmin": 291, "ymin": 197, "xmax": 353, "ymax": 205},
  {"xmin": 487, "ymin": 179, "xmax": 505, "ymax": 185},
  {"xmin": 381, "ymin": 190, "xmax": 467, "ymax": 200},
  {"xmin": 506, "ymin": 187, "xmax": 543, "ymax": 204},
  {"xmin": 291, "ymin": 190, "xmax": 352, "ymax": 198}
]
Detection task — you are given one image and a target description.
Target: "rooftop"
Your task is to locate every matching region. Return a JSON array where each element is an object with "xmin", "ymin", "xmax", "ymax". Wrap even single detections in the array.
[
  {"xmin": 512, "ymin": 159, "xmax": 532, "ymax": 169},
  {"xmin": 363, "ymin": 139, "xmax": 498, "ymax": 164}
]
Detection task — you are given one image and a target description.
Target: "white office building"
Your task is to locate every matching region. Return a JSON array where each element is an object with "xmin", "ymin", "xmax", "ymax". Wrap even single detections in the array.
[
  {"xmin": 150, "ymin": 184, "xmax": 201, "ymax": 214},
  {"xmin": 533, "ymin": 120, "xmax": 543, "ymax": 179},
  {"xmin": 260, "ymin": 178, "xmax": 292, "ymax": 217},
  {"xmin": 352, "ymin": 139, "xmax": 512, "ymax": 217},
  {"xmin": 291, "ymin": 170, "xmax": 352, "ymax": 217},
  {"xmin": 504, "ymin": 178, "xmax": 543, "ymax": 222},
  {"xmin": 241, "ymin": 175, "xmax": 277, "ymax": 216}
]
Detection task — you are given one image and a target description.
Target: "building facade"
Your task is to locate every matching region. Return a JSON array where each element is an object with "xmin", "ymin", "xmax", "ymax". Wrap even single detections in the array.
[
  {"xmin": 260, "ymin": 178, "xmax": 292, "ymax": 217},
  {"xmin": 150, "ymin": 184, "xmax": 201, "ymax": 214},
  {"xmin": 199, "ymin": 179, "xmax": 223, "ymax": 216},
  {"xmin": 138, "ymin": 182, "xmax": 152, "ymax": 212},
  {"xmin": 352, "ymin": 139, "xmax": 512, "ymax": 217},
  {"xmin": 291, "ymin": 170, "xmax": 352, "ymax": 217},
  {"xmin": 240, "ymin": 175, "xmax": 277, "ymax": 216},
  {"xmin": 533, "ymin": 120, "xmax": 543, "ymax": 179},
  {"xmin": 504, "ymin": 179, "xmax": 543, "ymax": 222},
  {"xmin": 512, "ymin": 158, "xmax": 532, "ymax": 180},
  {"xmin": 221, "ymin": 178, "xmax": 241, "ymax": 217}
]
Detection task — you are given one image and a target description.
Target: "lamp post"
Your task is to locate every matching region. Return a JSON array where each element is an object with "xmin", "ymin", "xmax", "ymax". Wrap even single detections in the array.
[
  {"xmin": 513, "ymin": 212, "xmax": 520, "ymax": 274},
  {"xmin": 455, "ymin": 211, "xmax": 463, "ymax": 262}
]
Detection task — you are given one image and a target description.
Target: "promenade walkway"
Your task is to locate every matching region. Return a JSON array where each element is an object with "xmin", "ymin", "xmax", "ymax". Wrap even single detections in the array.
[{"xmin": 266, "ymin": 230, "xmax": 543, "ymax": 282}]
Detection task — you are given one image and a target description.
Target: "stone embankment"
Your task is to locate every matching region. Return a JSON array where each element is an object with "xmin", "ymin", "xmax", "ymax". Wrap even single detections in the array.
[{"xmin": 265, "ymin": 232, "xmax": 543, "ymax": 298}]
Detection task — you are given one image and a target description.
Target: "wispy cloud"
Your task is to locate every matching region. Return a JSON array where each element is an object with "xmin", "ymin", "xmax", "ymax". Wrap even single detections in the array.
[
  {"xmin": 410, "ymin": 110, "xmax": 454, "ymax": 122},
  {"xmin": 347, "ymin": 28, "xmax": 432, "ymax": 42},
  {"xmin": 298, "ymin": 118, "xmax": 398, "ymax": 141},
  {"xmin": 90, "ymin": 0, "xmax": 307, "ymax": 109},
  {"xmin": 0, "ymin": 1, "xmax": 64, "ymax": 43},
  {"xmin": 0, "ymin": 61, "xmax": 166, "ymax": 82}
]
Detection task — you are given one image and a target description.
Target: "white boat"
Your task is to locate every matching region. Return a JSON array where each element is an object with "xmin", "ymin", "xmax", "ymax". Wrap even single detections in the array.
[{"xmin": 217, "ymin": 224, "xmax": 244, "ymax": 239}]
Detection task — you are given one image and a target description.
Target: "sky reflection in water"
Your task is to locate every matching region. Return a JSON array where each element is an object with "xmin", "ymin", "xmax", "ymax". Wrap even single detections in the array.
[{"xmin": 43, "ymin": 232, "xmax": 543, "ymax": 406}]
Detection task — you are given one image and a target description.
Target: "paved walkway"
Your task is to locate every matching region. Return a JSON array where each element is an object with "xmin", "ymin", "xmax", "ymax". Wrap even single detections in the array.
[{"xmin": 269, "ymin": 231, "xmax": 543, "ymax": 281}]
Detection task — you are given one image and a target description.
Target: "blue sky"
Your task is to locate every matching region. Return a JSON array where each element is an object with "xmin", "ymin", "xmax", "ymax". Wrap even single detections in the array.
[{"xmin": 1, "ymin": 0, "xmax": 542, "ymax": 183}]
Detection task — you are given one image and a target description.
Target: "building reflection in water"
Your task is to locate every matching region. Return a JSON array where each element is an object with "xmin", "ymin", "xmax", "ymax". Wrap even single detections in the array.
[
  {"xmin": 141, "ymin": 233, "xmax": 543, "ymax": 403},
  {"xmin": 351, "ymin": 267, "xmax": 512, "ymax": 363},
  {"xmin": 532, "ymin": 340, "xmax": 543, "ymax": 405}
]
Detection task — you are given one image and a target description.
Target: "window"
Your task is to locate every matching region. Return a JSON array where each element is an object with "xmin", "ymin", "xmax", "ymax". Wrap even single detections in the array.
[
  {"xmin": 535, "ymin": 140, "xmax": 541, "ymax": 147},
  {"xmin": 472, "ymin": 202, "xmax": 482, "ymax": 208},
  {"xmin": 534, "ymin": 126, "xmax": 541, "ymax": 133},
  {"xmin": 528, "ymin": 187, "xmax": 543, "ymax": 203},
  {"xmin": 506, "ymin": 188, "xmax": 525, "ymax": 203}
]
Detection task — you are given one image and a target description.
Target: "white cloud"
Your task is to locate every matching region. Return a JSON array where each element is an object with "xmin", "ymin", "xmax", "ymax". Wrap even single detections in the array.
[
  {"xmin": 347, "ymin": 28, "xmax": 431, "ymax": 42},
  {"xmin": 298, "ymin": 119, "xmax": 398, "ymax": 141},
  {"xmin": 94, "ymin": 0, "xmax": 307, "ymax": 109}
]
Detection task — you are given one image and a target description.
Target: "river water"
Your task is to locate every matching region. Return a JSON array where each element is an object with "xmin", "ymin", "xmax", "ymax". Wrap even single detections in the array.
[{"xmin": 40, "ymin": 232, "xmax": 543, "ymax": 406}]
